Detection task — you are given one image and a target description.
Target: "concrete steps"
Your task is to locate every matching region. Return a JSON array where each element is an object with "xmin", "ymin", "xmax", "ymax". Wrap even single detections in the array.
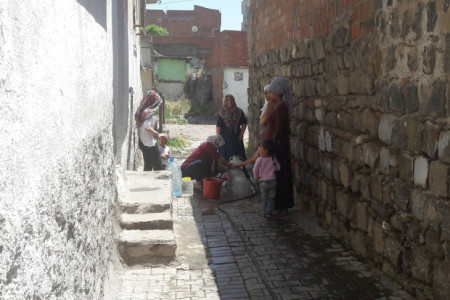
[
  {"xmin": 119, "ymin": 229, "xmax": 176, "ymax": 264},
  {"xmin": 118, "ymin": 170, "xmax": 176, "ymax": 265}
]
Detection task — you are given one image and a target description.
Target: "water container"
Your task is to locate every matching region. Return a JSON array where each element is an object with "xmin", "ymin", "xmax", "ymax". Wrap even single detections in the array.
[
  {"xmin": 165, "ymin": 156, "xmax": 182, "ymax": 197},
  {"xmin": 227, "ymin": 167, "xmax": 253, "ymax": 200},
  {"xmin": 229, "ymin": 156, "xmax": 242, "ymax": 165},
  {"xmin": 181, "ymin": 177, "xmax": 194, "ymax": 197}
]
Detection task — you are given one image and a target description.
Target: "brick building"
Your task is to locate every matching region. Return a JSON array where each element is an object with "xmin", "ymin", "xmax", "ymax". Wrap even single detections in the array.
[
  {"xmin": 246, "ymin": 0, "xmax": 449, "ymax": 298},
  {"xmin": 143, "ymin": 5, "xmax": 249, "ymax": 113}
]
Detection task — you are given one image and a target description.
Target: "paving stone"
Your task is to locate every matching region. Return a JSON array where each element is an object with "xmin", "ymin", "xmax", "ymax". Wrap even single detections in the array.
[{"xmin": 116, "ymin": 172, "xmax": 412, "ymax": 299}]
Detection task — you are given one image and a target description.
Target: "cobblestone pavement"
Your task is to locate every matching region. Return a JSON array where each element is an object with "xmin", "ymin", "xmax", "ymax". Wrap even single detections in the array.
[{"xmin": 118, "ymin": 191, "xmax": 412, "ymax": 299}]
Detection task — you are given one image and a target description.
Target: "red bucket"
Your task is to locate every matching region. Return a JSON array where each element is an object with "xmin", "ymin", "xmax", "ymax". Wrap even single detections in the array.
[{"xmin": 203, "ymin": 177, "xmax": 224, "ymax": 199}]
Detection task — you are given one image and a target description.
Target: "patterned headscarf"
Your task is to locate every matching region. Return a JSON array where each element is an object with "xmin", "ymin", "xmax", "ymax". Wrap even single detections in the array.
[
  {"xmin": 218, "ymin": 94, "xmax": 243, "ymax": 134},
  {"xmin": 207, "ymin": 135, "xmax": 225, "ymax": 148},
  {"xmin": 267, "ymin": 77, "xmax": 293, "ymax": 114},
  {"xmin": 134, "ymin": 90, "xmax": 163, "ymax": 127}
]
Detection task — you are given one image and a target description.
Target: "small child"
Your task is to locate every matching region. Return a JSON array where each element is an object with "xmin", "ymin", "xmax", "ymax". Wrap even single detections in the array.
[
  {"xmin": 253, "ymin": 140, "xmax": 280, "ymax": 218},
  {"xmin": 158, "ymin": 132, "xmax": 171, "ymax": 169}
]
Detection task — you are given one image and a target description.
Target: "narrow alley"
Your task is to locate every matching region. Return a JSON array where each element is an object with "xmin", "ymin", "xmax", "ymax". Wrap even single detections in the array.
[
  {"xmin": 115, "ymin": 123, "xmax": 411, "ymax": 299},
  {"xmin": 115, "ymin": 171, "xmax": 411, "ymax": 299}
]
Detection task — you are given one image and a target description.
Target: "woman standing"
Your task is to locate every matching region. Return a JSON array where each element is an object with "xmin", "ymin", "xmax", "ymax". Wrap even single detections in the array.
[
  {"xmin": 216, "ymin": 94, "xmax": 247, "ymax": 162},
  {"xmin": 264, "ymin": 77, "xmax": 294, "ymax": 214},
  {"xmin": 135, "ymin": 90, "xmax": 163, "ymax": 171}
]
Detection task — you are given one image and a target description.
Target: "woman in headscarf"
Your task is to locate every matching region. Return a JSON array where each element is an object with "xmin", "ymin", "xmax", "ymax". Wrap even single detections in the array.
[
  {"xmin": 231, "ymin": 77, "xmax": 294, "ymax": 215},
  {"xmin": 181, "ymin": 135, "xmax": 232, "ymax": 191},
  {"xmin": 263, "ymin": 77, "xmax": 294, "ymax": 214},
  {"xmin": 135, "ymin": 90, "xmax": 163, "ymax": 171},
  {"xmin": 216, "ymin": 94, "xmax": 247, "ymax": 162}
]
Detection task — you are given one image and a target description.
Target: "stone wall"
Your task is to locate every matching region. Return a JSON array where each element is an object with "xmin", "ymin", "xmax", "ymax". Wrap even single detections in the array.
[{"xmin": 247, "ymin": 0, "xmax": 449, "ymax": 298}]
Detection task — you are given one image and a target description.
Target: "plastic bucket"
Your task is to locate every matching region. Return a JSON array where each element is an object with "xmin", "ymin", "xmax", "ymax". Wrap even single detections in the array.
[{"xmin": 203, "ymin": 177, "xmax": 224, "ymax": 199}]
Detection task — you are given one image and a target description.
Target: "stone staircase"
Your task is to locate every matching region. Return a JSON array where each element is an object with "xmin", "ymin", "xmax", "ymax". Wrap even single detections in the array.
[{"xmin": 117, "ymin": 171, "xmax": 176, "ymax": 265}]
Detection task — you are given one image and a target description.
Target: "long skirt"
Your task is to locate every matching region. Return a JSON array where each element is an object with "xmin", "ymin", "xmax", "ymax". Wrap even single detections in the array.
[{"xmin": 274, "ymin": 144, "xmax": 294, "ymax": 211}]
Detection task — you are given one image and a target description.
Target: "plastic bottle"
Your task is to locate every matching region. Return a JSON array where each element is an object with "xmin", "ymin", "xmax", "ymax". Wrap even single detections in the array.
[
  {"xmin": 165, "ymin": 156, "xmax": 182, "ymax": 197},
  {"xmin": 181, "ymin": 177, "xmax": 194, "ymax": 197}
]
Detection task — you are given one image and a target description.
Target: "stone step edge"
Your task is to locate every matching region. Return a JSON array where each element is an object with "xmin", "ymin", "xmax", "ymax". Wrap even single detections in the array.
[{"xmin": 120, "ymin": 212, "xmax": 173, "ymax": 230}]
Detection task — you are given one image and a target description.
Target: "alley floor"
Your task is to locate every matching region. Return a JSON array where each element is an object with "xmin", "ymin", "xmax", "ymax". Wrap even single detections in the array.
[{"xmin": 117, "ymin": 190, "xmax": 412, "ymax": 299}]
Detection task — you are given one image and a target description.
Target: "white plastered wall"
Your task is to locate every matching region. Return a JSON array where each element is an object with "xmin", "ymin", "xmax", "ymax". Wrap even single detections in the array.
[{"xmin": 0, "ymin": 0, "xmax": 130, "ymax": 298}]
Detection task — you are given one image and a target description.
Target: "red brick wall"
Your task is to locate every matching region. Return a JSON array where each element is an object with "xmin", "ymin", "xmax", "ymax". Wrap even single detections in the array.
[
  {"xmin": 145, "ymin": 5, "xmax": 221, "ymax": 37},
  {"xmin": 209, "ymin": 31, "xmax": 249, "ymax": 68},
  {"xmin": 249, "ymin": 0, "xmax": 374, "ymax": 57}
]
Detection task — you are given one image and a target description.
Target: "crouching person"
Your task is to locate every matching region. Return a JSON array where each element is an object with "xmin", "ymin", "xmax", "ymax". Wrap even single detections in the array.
[{"xmin": 181, "ymin": 135, "xmax": 231, "ymax": 192}]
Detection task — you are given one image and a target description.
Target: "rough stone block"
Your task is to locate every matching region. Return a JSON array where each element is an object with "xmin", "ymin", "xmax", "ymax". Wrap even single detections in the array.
[
  {"xmin": 336, "ymin": 190, "xmax": 352, "ymax": 217},
  {"xmin": 312, "ymin": 38, "xmax": 325, "ymax": 60},
  {"xmin": 342, "ymin": 142, "xmax": 355, "ymax": 163},
  {"xmin": 422, "ymin": 121, "xmax": 440, "ymax": 159},
  {"xmin": 380, "ymin": 147, "xmax": 390, "ymax": 174},
  {"xmin": 423, "ymin": 45, "xmax": 436, "ymax": 74},
  {"xmin": 398, "ymin": 153, "xmax": 414, "ymax": 180},
  {"xmin": 315, "ymin": 108, "xmax": 325, "ymax": 124},
  {"xmin": 411, "ymin": 246, "xmax": 432, "ymax": 284},
  {"xmin": 360, "ymin": 176, "xmax": 371, "ymax": 201},
  {"xmin": 425, "ymin": 228, "xmax": 444, "ymax": 257},
  {"xmin": 325, "ymin": 111, "xmax": 339, "ymax": 127},
  {"xmin": 337, "ymin": 73, "xmax": 350, "ymax": 95},
  {"xmin": 385, "ymin": 235, "xmax": 401, "ymax": 269},
  {"xmin": 322, "ymin": 156, "xmax": 333, "ymax": 180},
  {"xmin": 410, "ymin": 189, "xmax": 428, "ymax": 221},
  {"xmin": 362, "ymin": 141, "xmax": 381, "ymax": 168},
  {"xmin": 349, "ymin": 229, "xmax": 367, "ymax": 257},
  {"xmin": 429, "ymin": 161, "xmax": 450, "ymax": 198},
  {"xmin": 337, "ymin": 111, "xmax": 353, "ymax": 130},
  {"xmin": 405, "ymin": 116, "xmax": 423, "ymax": 153},
  {"xmin": 333, "ymin": 159, "xmax": 340, "ymax": 184},
  {"xmin": 327, "ymin": 185, "xmax": 337, "ymax": 210},
  {"xmin": 370, "ymin": 175, "xmax": 383, "ymax": 202},
  {"xmin": 438, "ymin": 131, "xmax": 450, "ymax": 163},
  {"xmin": 413, "ymin": 156, "xmax": 429, "ymax": 188},
  {"xmin": 391, "ymin": 183, "xmax": 410, "ymax": 212},
  {"xmin": 339, "ymin": 161, "xmax": 353, "ymax": 189},
  {"xmin": 318, "ymin": 127, "xmax": 326, "ymax": 151},
  {"xmin": 362, "ymin": 108, "xmax": 379, "ymax": 137},
  {"xmin": 430, "ymin": 81, "xmax": 446, "ymax": 118},
  {"xmin": 356, "ymin": 201, "xmax": 369, "ymax": 231},
  {"xmin": 372, "ymin": 222, "xmax": 385, "ymax": 254},
  {"xmin": 378, "ymin": 114, "xmax": 397, "ymax": 145},
  {"xmin": 433, "ymin": 261, "xmax": 450, "ymax": 300},
  {"xmin": 436, "ymin": 200, "xmax": 450, "ymax": 241},
  {"xmin": 404, "ymin": 84, "xmax": 419, "ymax": 114}
]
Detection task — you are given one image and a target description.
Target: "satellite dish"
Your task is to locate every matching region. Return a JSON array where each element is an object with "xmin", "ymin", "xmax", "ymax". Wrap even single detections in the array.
[{"xmin": 191, "ymin": 25, "xmax": 198, "ymax": 33}]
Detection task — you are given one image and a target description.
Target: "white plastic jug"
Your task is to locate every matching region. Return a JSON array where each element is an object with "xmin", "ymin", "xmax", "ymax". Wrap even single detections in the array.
[{"xmin": 229, "ymin": 155, "xmax": 242, "ymax": 165}]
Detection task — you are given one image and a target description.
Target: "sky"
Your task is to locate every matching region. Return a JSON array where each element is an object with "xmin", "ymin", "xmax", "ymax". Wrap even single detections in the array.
[{"xmin": 146, "ymin": 0, "xmax": 243, "ymax": 31}]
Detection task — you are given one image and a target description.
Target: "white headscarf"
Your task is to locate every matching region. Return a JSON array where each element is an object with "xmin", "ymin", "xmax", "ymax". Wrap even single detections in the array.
[
  {"xmin": 207, "ymin": 135, "xmax": 225, "ymax": 148},
  {"xmin": 260, "ymin": 84, "xmax": 270, "ymax": 117},
  {"xmin": 267, "ymin": 77, "xmax": 293, "ymax": 114}
]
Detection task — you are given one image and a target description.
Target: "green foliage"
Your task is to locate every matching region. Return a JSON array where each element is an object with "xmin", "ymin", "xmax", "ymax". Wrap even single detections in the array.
[
  {"xmin": 167, "ymin": 136, "xmax": 188, "ymax": 154},
  {"xmin": 165, "ymin": 98, "xmax": 191, "ymax": 116},
  {"xmin": 145, "ymin": 24, "xmax": 169, "ymax": 36}
]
